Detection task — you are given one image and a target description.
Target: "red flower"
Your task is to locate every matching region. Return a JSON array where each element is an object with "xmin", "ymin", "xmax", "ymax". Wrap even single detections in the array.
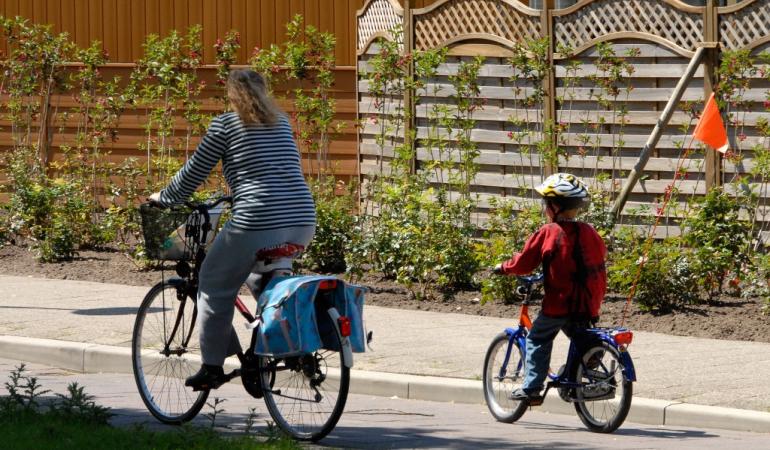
[{"xmin": 506, "ymin": 131, "xmax": 514, "ymax": 139}]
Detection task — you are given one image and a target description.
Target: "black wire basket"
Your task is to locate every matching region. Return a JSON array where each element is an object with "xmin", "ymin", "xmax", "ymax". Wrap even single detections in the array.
[{"xmin": 139, "ymin": 203, "xmax": 203, "ymax": 261}]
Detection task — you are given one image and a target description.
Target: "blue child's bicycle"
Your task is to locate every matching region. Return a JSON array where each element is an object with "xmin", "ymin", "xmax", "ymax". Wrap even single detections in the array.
[{"xmin": 482, "ymin": 274, "xmax": 636, "ymax": 433}]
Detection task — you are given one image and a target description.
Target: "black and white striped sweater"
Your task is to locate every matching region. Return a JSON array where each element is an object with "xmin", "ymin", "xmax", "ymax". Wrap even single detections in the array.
[{"xmin": 159, "ymin": 112, "xmax": 316, "ymax": 230}]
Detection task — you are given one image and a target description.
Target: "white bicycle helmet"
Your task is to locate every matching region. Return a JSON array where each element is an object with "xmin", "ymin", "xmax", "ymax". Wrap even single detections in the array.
[{"xmin": 535, "ymin": 173, "xmax": 589, "ymax": 199}]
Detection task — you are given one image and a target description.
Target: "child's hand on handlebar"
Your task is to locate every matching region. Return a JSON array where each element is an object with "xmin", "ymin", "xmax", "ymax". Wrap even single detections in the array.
[{"xmin": 492, "ymin": 263, "xmax": 504, "ymax": 275}]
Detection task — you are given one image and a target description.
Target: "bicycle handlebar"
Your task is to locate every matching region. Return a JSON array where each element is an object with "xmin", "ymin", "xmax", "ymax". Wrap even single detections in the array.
[
  {"xmin": 516, "ymin": 273, "xmax": 544, "ymax": 285},
  {"xmin": 183, "ymin": 195, "xmax": 233, "ymax": 212}
]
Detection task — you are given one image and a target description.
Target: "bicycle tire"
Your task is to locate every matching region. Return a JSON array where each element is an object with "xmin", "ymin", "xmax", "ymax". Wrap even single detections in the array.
[
  {"xmin": 572, "ymin": 343, "xmax": 633, "ymax": 433},
  {"xmin": 483, "ymin": 332, "xmax": 529, "ymax": 423},
  {"xmin": 132, "ymin": 281, "xmax": 209, "ymax": 424},
  {"xmin": 258, "ymin": 308, "xmax": 350, "ymax": 441}
]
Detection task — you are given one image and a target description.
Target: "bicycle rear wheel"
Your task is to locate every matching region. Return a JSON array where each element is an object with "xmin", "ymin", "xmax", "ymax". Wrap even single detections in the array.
[
  {"xmin": 483, "ymin": 332, "xmax": 529, "ymax": 423},
  {"xmin": 258, "ymin": 309, "xmax": 350, "ymax": 441},
  {"xmin": 573, "ymin": 344, "xmax": 632, "ymax": 433},
  {"xmin": 132, "ymin": 281, "xmax": 208, "ymax": 424}
]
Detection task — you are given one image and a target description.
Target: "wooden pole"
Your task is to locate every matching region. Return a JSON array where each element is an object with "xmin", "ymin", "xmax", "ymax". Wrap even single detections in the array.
[
  {"xmin": 703, "ymin": 0, "xmax": 722, "ymax": 189},
  {"xmin": 611, "ymin": 46, "xmax": 707, "ymax": 219},
  {"xmin": 402, "ymin": 0, "xmax": 416, "ymax": 174},
  {"xmin": 541, "ymin": 1, "xmax": 557, "ymax": 176}
]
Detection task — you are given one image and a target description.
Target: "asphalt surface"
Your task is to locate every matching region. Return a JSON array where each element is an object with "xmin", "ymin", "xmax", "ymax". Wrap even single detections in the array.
[
  {"xmin": 2, "ymin": 358, "xmax": 768, "ymax": 450},
  {"xmin": 1, "ymin": 274, "xmax": 769, "ymax": 412}
]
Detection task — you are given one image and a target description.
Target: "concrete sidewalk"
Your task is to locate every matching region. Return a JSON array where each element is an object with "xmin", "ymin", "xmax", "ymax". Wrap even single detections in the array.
[{"xmin": 0, "ymin": 274, "xmax": 769, "ymax": 432}]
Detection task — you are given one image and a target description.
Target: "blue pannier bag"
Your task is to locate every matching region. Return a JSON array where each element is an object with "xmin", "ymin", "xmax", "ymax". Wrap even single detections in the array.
[{"xmin": 254, "ymin": 275, "xmax": 366, "ymax": 358}]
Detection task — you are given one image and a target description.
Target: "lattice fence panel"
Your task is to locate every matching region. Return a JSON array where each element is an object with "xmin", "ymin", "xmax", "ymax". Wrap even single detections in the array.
[
  {"xmin": 413, "ymin": 0, "xmax": 541, "ymax": 51},
  {"xmin": 357, "ymin": 0, "xmax": 404, "ymax": 53},
  {"xmin": 553, "ymin": 0, "xmax": 703, "ymax": 56},
  {"xmin": 719, "ymin": 0, "xmax": 770, "ymax": 51}
]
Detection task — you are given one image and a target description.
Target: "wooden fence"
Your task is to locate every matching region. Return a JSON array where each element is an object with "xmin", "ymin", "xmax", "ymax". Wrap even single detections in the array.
[
  {"xmin": 0, "ymin": 0, "xmax": 371, "ymax": 66},
  {"xmin": 0, "ymin": 65, "xmax": 359, "ymax": 199},
  {"xmin": 356, "ymin": 0, "xmax": 770, "ymax": 242}
]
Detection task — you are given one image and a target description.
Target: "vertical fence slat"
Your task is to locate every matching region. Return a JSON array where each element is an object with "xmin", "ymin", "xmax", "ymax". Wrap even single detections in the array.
[
  {"xmin": 73, "ymin": 0, "xmax": 89, "ymax": 49},
  {"xmin": 231, "ymin": 0, "xmax": 247, "ymax": 62},
  {"xmin": 157, "ymin": 0, "xmax": 173, "ymax": 39},
  {"xmin": 172, "ymin": 0, "xmax": 186, "ymax": 33},
  {"xmin": 102, "ymin": 0, "xmax": 118, "ymax": 58},
  {"xmin": 144, "ymin": 0, "xmax": 159, "ymax": 39},
  {"xmin": 334, "ymin": 0, "xmax": 348, "ymax": 65},
  {"xmin": 19, "ymin": 0, "xmax": 32, "ymax": 19},
  {"xmin": 45, "ymin": 0, "xmax": 60, "ymax": 33},
  {"xmin": 64, "ymin": 0, "xmax": 81, "ymax": 48},
  {"xmin": 115, "ymin": 0, "xmax": 131, "ymax": 62},
  {"xmin": 201, "ymin": 0, "xmax": 216, "ymax": 63},
  {"xmin": 129, "ymin": 0, "xmax": 146, "ymax": 61},
  {"xmin": 87, "ymin": 0, "xmax": 102, "ymax": 46},
  {"xmin": 259, "ymin": 0, "xmax": 274, "ymax": 53}
]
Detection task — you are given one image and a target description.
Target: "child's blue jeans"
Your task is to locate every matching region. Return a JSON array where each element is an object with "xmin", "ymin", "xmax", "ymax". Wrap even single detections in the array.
[{"xmin": 522, "ymin": 313, "xmax": 592, "ymax": 394}]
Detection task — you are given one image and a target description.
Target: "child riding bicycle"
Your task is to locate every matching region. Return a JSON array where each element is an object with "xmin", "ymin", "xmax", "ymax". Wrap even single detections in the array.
[{"xmin": 493, "ymin": 173, "xmax": 607, "ymax": 403}]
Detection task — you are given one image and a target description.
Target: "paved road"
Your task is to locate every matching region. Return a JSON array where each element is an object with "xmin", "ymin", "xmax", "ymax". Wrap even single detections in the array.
[
  {"xmin": 2, "ymin": 275, "xmax": 770, "ymax": 412},
  {"xmin": 1, "ymin": 359, "xmax": 767, "ymax": 450}
]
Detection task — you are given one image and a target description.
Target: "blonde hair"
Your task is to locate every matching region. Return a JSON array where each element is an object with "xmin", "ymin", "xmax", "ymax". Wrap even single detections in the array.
[{"xmin": 227, "ymin": 69, "xmax": 282, "ymax": 126}]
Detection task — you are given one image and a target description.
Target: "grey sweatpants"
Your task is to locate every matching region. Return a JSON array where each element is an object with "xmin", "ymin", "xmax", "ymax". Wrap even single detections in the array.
[{"xmin": 197, "ymin": 222, "xmax": 315, "ymax": 366}]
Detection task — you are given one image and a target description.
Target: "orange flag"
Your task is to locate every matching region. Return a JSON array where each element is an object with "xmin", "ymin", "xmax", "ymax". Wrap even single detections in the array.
[{"xmin": 693, "ymin": 93, "xmax": 728, "ymax": 153}]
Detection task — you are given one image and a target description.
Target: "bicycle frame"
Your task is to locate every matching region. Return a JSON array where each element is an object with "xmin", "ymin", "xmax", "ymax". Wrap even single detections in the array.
[{"xmin": 497, "ymin": 276, "xmax": 636, "ymax": 398}]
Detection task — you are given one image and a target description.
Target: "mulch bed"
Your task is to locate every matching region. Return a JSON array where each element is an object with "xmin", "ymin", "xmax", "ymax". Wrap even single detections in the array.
[{"xmin": 1, "ymin": 244, "xmax": 767, "ymax": 343}]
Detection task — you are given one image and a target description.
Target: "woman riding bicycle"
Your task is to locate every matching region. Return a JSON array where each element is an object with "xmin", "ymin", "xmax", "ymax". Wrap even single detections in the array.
[
  {"xmin": 493, "ymin": 173, "xmax": 607, "ymax": 402},
  {"xmin": 149, "ymin": 69, "xmax": 316, "ymax": 391}
]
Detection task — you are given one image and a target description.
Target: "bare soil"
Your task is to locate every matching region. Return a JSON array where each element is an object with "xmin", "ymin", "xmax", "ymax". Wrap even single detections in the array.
[{"xmin": 1, "ymin": 244, "xmax": 768, "ymax": 343}]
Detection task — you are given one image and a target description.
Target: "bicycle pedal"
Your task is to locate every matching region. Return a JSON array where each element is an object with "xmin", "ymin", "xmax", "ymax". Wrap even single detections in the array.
[
  {"xmin": 224, "ymin": 369, "xmax": 241, "ymax": 381},
  {"xmin": 527, "ymin": 397, "xmax": 544, "ymax": 407}
]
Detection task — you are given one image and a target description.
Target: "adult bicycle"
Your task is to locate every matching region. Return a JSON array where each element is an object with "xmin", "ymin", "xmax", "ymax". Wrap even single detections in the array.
[
  {"xmin": 131, "ymin": 196, "xmax": 353, "ymax": 441},
  {"xmin": 482, "ymin": 274, "xmax": 636, "ymax": 433}
]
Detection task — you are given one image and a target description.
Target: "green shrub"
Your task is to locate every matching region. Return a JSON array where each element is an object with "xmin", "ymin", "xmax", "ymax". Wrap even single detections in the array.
[
  {"xmin": 608, "ymin": 229, "xmax": 699, "ymax": 312},
  {"xmin": 742, "ymin": 252, "xmax": 770, "ymax": 309},
  {"xmin": 6, "ymin": 148, "xmax": 93, "ymax": 261},
  {"xmin": 304, "ymin": 178, "xmax": 357, "ymax": 273},
  {"xmin": 683, "ymin": 188, "xmax": 753, "ymax": 299}
]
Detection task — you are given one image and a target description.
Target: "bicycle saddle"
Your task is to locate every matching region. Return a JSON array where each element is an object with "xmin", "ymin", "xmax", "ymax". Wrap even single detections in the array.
[{"xmin": 245, "ymin": 243, "xmax": 306, "ymax": 301}]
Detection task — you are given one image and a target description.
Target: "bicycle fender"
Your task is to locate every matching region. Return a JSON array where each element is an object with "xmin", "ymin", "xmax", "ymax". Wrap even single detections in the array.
[
  {"xmin": 327, "ymin": 307, "xmax": 354, "ymax": 368},
  {"xmin": 165, "ymin": 276, "xmax": 186, "ymax": 288},
  {"xmin": 618, "ymin": 349, "xmax": 636, "ymax": 382}
]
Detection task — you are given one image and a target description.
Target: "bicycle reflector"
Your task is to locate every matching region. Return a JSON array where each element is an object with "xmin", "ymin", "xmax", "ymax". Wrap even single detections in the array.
[
  {"xmin": 318, "ymin": 279, "xmax": 338, "ymax": 290},
  {"xmin": 337, "ymin": 316, "xmax": 351, "ymax": 337},
  {"xmin": 612, "ymin": 330, "xmax": 634, "ymax": 346}
]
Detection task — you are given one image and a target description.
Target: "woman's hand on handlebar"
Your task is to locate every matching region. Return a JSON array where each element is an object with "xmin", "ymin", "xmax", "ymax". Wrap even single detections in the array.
[{"xmin": 147, "ymin": 192, "xmax": 163, "ymax": 207}]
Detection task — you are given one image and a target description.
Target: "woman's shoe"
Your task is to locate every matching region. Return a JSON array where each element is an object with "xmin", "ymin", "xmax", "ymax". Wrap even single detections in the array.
[{"xmin": 185, "ymin": 364, "xmax": 227, "ymax": 391}]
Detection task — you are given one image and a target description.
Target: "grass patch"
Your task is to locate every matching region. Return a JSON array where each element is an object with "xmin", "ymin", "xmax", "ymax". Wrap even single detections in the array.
[
  {"xmin": 0, "ymin": 410, "xmax": 298, "ymax": 450},
  {"xmin": 1, "ymin": 364, "xmax": 298, "ymax": 450}
]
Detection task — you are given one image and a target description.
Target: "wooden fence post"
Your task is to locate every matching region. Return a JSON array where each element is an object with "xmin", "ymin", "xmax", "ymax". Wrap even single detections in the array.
[
  {"xmin": 541, "ymin": 1, "xmax": 557, "ymax": 176},
  {"xmin": 704, "ymin": 0, "xmax": 722, "ymax": 189},
  {"xmin": 403, "ymin": 0, "xmax": 417, "ymax": 174}
]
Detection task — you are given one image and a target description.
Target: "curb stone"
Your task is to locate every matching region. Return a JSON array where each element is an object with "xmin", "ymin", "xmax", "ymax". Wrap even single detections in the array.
[{"xmin": 1, "ymin": 335, "xmax": 768, "ymax": 434}]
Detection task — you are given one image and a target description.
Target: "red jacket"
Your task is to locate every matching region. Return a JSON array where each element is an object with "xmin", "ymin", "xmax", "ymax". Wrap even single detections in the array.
[{"xmin": 500, "ymin": 221, "xmax": 607, "ymax": 318}]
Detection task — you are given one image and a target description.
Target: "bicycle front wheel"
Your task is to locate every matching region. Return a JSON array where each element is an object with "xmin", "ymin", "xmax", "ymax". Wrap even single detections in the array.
[
  {"xmin": 573, "ymin": 344, "xmax": 633, "ymax": 433},
  {"xmin": 258, "ymin": 309, "xmax": 350, "ymax": 441},
  {"xmin": 483, "ymin": 332, "xmax": 529, "ymax": 423},
  {"xmin": 132, "ymin": 281, "xmax": 208, "ymax": 424}
]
